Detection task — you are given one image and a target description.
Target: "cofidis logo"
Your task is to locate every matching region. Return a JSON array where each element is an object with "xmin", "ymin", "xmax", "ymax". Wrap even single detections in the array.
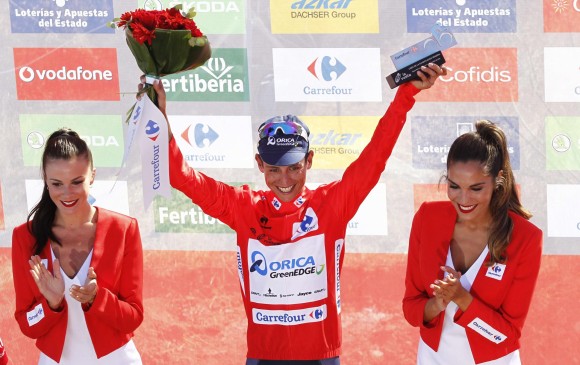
[
  {"xmin": 270, "ymin": 0, "xmax": 378, "ymax": 34},
  {"xmin": 411, "ymin": 116, "xmax": 520, "ymax": 169},
  {"xmin": 162, "ymin": 48, "xmax": 249, "ymax": 102},
  {"xmin": 139, "ymin": 0, "xmax": 246, "ymax": 34},
  {"xmin": 544, "ymin": 0, "xmax": 580, "ymax": 32},
  {"xmin": 273, "ymin": 48, "xmax": 382, "ymax": 102},
  {"xmin": 544, "ymin": 48, "xmax": 580, "ymax": 102},
  {"xmin": 10, "ymin": 0, "xmax": 113, "ymax": 34},
  {"xmin": 406, "ymin": 0, "xmax": 516, "ymax": 33},
  {"xmin": 14, "ymin": 48, "xmax": 119, "ymax": 100},
  {"xmin": 417, "ymin": 48, "xmax": 518, "ymax": 102}
]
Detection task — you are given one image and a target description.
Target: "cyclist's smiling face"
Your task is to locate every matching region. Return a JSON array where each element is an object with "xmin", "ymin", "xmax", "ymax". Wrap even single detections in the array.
[{"xmin": 256, "ymin": 151, "xmax": 313, "ymax": 203}]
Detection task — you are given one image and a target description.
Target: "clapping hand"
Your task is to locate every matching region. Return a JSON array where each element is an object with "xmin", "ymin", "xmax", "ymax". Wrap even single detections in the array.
[
  {"xmin": 70, "ymin": 267, "xmax": 98, "ymax": 306},
  {"xmin": 29, "ymin": 255, "xmax": 65, "ymax": 310}
]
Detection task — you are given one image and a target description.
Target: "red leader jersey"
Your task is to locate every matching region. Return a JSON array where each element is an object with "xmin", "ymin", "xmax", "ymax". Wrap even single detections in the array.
[{"xmin": 169, "ymin": 83, "xmax": 420, "ymax": 360}]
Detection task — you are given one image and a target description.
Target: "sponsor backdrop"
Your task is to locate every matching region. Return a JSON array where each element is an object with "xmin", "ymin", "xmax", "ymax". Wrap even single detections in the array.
[{"xmin": 0, "ymin": 0, "xmax": 579, "ymax": 364}]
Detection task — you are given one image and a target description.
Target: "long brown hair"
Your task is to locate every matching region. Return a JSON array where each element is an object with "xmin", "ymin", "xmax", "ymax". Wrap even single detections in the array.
[
  {"xmin": 446, "ymin": 120, "xmax": 531, "ymax": 264},
  {"xmin": 27, "ymin": 128, "xmax": 93, "ymax": 255}
]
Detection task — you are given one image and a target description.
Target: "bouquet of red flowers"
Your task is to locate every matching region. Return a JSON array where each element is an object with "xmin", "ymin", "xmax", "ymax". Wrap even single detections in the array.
[{"xmin": 110, "ymin": 5, "xmax": 211, "ymax": 106}]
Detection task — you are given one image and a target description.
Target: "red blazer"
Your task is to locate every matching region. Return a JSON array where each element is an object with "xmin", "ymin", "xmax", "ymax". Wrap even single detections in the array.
[
  {"xmin": 403, "ymin": 201, "xmax": 542, "ymax": 364},
  {"xmin": 12, "ymin": 207, "xmax": 144, "ymax": 362}
]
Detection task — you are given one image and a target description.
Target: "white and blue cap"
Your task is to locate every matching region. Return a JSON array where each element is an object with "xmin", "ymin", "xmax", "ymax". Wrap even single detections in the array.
[{"xmin": 257, "ymin": 115, "xmax": 310, "ymax": 166}]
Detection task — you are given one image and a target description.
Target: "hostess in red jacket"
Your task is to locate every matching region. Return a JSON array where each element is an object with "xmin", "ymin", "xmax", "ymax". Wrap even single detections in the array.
[
  {"xmin": 403, "ymin": 201, "xmax": 542, "ymax": 364},
  {"xmin": 12, "ymin": 207, "xmax": 144, "ymax": 363}
]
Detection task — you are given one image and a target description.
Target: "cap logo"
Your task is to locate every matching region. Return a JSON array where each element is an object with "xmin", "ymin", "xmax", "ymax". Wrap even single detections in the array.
[{"xmin": 267, "ymin": 136, "xmax": 276, "ymax": 145}]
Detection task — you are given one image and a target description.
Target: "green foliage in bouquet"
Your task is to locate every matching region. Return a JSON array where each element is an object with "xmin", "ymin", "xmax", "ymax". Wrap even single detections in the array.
[{"xmin": 110, "ymin": 5, "xmax": 211, "ymax": 110}]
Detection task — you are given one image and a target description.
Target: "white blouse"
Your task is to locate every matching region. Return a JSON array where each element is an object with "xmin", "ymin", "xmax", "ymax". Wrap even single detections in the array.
[
  {"xmin": 39, "ymin": 247, "xmax": 142, "ymax": 365},
  {"xmin": 417, "ymin": 245, "xmax": 520, "ymax": 365}
]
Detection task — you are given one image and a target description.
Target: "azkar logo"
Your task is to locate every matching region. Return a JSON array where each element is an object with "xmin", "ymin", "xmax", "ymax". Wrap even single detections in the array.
[
  {"xmin": 308, "ymin": 56, "xmax": 347, "ymax": 81},
  {"xmin": 417, "ymin": 48, "xmax": 518, "ymax": 102},
  {"xmin": 249, "ymin": 250, "xmax": 325, "ymax": 278},
  {"xmin": 145, "ymin": 120, "xmax": 161, "ymax": 141},
  {"xmin": 180, "ymin": 123, "xmax": 219, "ymax": 148},
  {"xmin": 13, "ymin": 48, "xmax": 119, "ymax": 101},
  {"xmin": 292, "ymin": 207, "xmax": 319, "ymax": 239}
]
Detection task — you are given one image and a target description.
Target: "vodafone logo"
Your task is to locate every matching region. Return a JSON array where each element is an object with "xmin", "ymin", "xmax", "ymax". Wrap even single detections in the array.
[
  {"xmin": 18, "ymin": 66, "xmax": 113, "ymax": 83},
  {"xmin": 14, "ymin": 48, "xmax": 119, "ymax": 101},
  {"xmin": 440, "ymin": 66, "xmax": 511, "ymax": 83}
]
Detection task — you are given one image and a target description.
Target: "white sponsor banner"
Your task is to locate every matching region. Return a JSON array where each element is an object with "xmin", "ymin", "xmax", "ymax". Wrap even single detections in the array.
[
  {"xmin": 273, "ymin": 48, "xmax": 382, "ymax": 102},
  {"xmin": 468, "ymin": 317, "xmax": 507, "ymax": 344},
  {"xmin": 307, "ymin": 183, "xmax": 388, "ymax": 236},
  {"xmin": 169, "ymin": 115, "xmax": 254, "ymax": 168},
  {"xmin": 25, "ymin": 179, "xmax": 130, "ymax": 215},
  {"xmin": 138, "ymin": 95, "xmax": 171, "ymax": 208},
  {"xmin": 547, "ymin": 184, "xmax": 580, "ymax": 237},
  {"xmin": 544, "ymin": 47, "xmax": 580, "ymax": 102},
  {"xmin": 335, "ymin": 239, "xmax": 343, "ymax": 314},
  {"xmin": 252, "ymin": 304, "xmax": 327, "ymax": 326},
  {"xmin": 248, "ymin": 234, "xmax": 327, "ymax": 305}
]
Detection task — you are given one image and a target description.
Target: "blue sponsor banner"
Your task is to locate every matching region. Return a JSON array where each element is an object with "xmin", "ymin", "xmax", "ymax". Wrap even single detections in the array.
[
  {"xmin": 406, "ymin": 0, "xmax": 516, "ymax": 33},
  {"xmin": 411, "ymin": 116, "xmax": 520, "ymax": 170},
  {"xmin": 10, "ymin": 0, "xmax": 114, "ymax": 34}
]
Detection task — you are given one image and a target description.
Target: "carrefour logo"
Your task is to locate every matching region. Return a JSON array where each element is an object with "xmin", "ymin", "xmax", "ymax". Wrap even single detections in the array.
[
  {"xmin": 18, "ymin": 65, "xmax": 113, "ymax": 83},
  {"xmin": 308, "ymin": 56, "xmax": 346, "ymax": 81},
  {"xmin": 181, "ymin": 123, "xmax": 219, "ymax": 148},
  {"xmin": 310, "ymin": 308, "xmax": 324, "ymax": 320},
  {"xmin": 145, "ymin": 120, "xmax": 161, "ymax": 142},
  {"xmin": 249, "ymin": 250, "xmax": 325, "ymax": 278}
]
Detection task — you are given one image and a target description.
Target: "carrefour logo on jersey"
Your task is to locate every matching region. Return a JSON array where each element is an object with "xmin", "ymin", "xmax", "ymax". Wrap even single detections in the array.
[
  {"xmin": 406, "ymin": 0, "xmax": 516, "ymax": 33},
  {"xmin": 252, "ymin": 305, "xmax": 327, "ymax": 326},
  {"xmin": 14, "ymin": 48, "xmax": 119, "ymax": 100},
  {"xmin": 10, "ymin": 0, "xmax": 114, "ymax": 34},
  {"xmin": 161, "ymin": 48, "xmax": 249, "ymax": 102},
  {"xmin": 273, "ymin": 48, "xmax": 382, "ymax": 102},
  {"xmin": 411, "ymin": 116, "xmax": 520, "ymax": 170},
  {"xmin": 249, "ymin": 250, "xmax": 325, "ymax": 279},
  {"xmin": 270, "ymin": 0, "xmax": 378, "ymax": 34},
  {"xmin": 139, "ymin": 0, "xmax": 246, "ymax": 34},
  {"xmin": 416, "ymin": 48, "xmax": 517, "ymax": 102}
]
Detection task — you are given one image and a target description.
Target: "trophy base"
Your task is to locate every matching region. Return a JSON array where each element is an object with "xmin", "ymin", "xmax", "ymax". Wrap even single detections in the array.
[{"xmin": 386, "ymin": 51, "xmax": 446, "ymax": 89}]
